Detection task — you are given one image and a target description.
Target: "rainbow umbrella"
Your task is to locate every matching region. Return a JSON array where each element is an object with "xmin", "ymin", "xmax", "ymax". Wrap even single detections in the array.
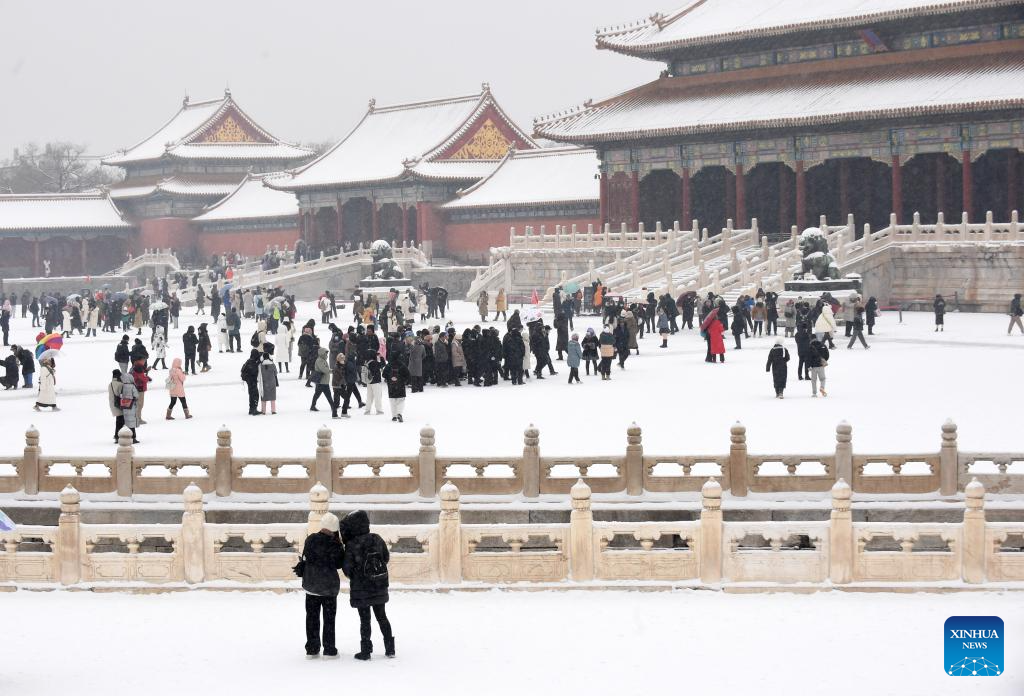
[
  {"xmin": 0, "ymin": 509, "xmax": 14, "ymax": 532},
  {"xmin": 35, "ymin": 333, "xmax": 63, "ymax": 361}
]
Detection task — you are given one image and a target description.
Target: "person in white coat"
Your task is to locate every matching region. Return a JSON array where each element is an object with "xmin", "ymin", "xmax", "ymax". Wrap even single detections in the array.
[
  {"xmin": 34, "ymin": 357, "xmax": 58, "ymax": 411},
  {"xmin": 275, "ymin": 318, "xmax": 294, "ymax": 373},
  {"xmin": 85, "ymin": 302, "xmax": 100, "ymax": 337},
  {"xmin": 217, "ymin": 313, "xmax": 229, "ymax": 353},
  {"xmin": 152, "ymin": 327, "xmax": 168, "ymax": 370},
  {"xmin": 813, "ymin": 302, "xmax": 837, "ymax": 348}
]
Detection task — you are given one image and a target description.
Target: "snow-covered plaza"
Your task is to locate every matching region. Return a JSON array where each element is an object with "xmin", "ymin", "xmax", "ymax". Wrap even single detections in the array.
[
  {"xmin": 1, "ymin": 301, "xmax": 1021, "ymax": 461},
  {"xmin": 2, "ymin": 588, "xmax": 1020, "ymax": 696}
]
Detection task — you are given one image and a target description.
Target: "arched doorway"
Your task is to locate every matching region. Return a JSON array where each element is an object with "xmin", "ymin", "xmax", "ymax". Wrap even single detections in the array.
[
  {"xmin": 974, "ymin": 149, "xmax": 1022, "ymax": 222},
  {"xmin": 313, "ymin": 207, "xmax": 339, "ymax": 254},
  {"xmin": 405, "ymin": 205, "xmax": 419, "ymax": 245},
  {"xmin": 805, "ymin": 161, "xmax": 840, "ymax": 229},
  {"xmin": 903, "ymin": 153, "xmax": 962, "ymax": 224},
  {"xmin": 639, "ymin": 169, "xmax": 681, "ymax": 232},
  {"xmin": 606, "ymin": 171, "xmax": 633, "ymax": 228},
  {"xmin": 692, "ymin": 166, "xmax": 734, "ymax": 235},
  {"xmin": 746, "ymin": 162, "xmax": 795, "ymax": 239},
  {"xmin": 342, "ymin": 198, "xmax": 373, "ymax": 249}
]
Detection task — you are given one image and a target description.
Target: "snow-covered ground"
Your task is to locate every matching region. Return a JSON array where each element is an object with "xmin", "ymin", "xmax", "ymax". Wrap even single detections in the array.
[
  {"xmin": 1, "ymin": 301, "xmax": 1022, "ymax": 459},
  {"xmin": 2, "ymin": 588, "xmax": 1020, "ymax": 695}
]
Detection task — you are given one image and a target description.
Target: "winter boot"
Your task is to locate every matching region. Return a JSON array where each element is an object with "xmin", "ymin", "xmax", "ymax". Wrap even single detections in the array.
[
  {"xmin": 166, "ymin": 408, "xmax": 174, "ymax": 420},
  {"xmin": 355, "ymin": 640, "xmax": 373, "ymax": 661},
  {"xmin": 184, "ymin": 409, "xmax": 193, "ymax": 419},
  {"xmin": 384, "ymin": 636, "xmax": 395, "ymax": 658}
]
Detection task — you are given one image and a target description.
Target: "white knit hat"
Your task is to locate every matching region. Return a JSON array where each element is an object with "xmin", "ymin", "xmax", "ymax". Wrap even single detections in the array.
[{"xmin": 320, "ymin": 512, "xmax": 340, "ymax": 533}]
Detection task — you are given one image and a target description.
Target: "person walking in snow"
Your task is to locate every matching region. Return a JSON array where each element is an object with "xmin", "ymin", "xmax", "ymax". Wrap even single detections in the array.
[
  {"xmin": 807, "ymin": 336, "xmax": 830, "ymax": 398},
  {"xmin": 933, "ymin": 294, "xmax": 946, "ymax": 332},
  {"xmin": 309, "ymin": 347, "xmax": 336, "ymax": 416},
  {"xmin": 341, "ymin": 510, "xmax": 395, "ymax": 660},
  {"xmin": 865, "ymin": 297, "xmax": 879, "ymax": 335},
  {"xmin": 702, "ymin": 311, "xmax": 726, "ymax": 363},
  {"xmin": 197, "ymin": 324, "xmax": 212, "ymax": 373},
  {"xmin": 240, "ymin": 349, "xmax": 261, "ymax": 416},
  {"xmin": 566, "ymin": 333, "xmax": 582, "ymax": 384},
  {"xmin": 275, "ymin": 318, "xmax": 294, "ymax": 373},
  {"xmin": 847, "ymin": 306, "xmax": 869, "ymax": 350},
  {"xmin": 34, "ymin": 357, "xmax": 58, "ymax": 411},
  {"xmin": 794, "ymin": 323, "xmax": 812, "ymax": 380},
  {"xmin": 151, "ymin": 327, "xmax": 167, "ymax": 370},
  {"xmin": 581, "ymin": 327, "xmax": 599, "ymax": 375},
  {"xmin": 182, "ymin": 326, "xmax": 198, "ymax": 375},
  {"xmin": 765, "ymin": 339, "xmax": 790, "ymax": 399},
  {"xmin": 383, "ymin": 356, "xmax": 409, "ymax": 422},
  {"xmin": 598, "ymin": 327, "xmax": 615, "ymax": 379},
  {"xmin": 493, "ymin": 288, "xmax": 507, "ymax": 322},
  {"xmin": 299, "ymin": 512, "xmax": 343, "ymax": 659},
  {"xmin": 1008, "ymin": 293, "xmax": 1023, "ymax": 335},
  {"xmin": 813, "ymin": 300, "xmax": 837, "ymax": 348},
  {"xmin": 166, "ymin": 358, "xmax": 192, "ymax": 419},
  {"xmin": 258, "ymin": 350, "xmax": 279, "ymax": 415}
]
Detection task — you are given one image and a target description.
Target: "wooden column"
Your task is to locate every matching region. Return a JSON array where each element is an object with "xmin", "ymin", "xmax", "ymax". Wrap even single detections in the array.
[
  {"xmin": 961, "ymin": 150, "xmax": 972, "ymax": 221},
  {"xmin": 401, "ymin": 203, "xmax": 409, "ymax": 245},
  {"xmin": 735, "ymin": 164, "xmax": 746, "ymax": 228},
  {"xmin": 335, "ymin": 199, "xmax": 343, "ymax": 247},
  {"xmin": 1008, "ymin": 150, "xmax": 1019, "ymax": 219},
  {"xmin": 795, "ymin": 160, "xmax": 806, "ymax": 231},
  {"xmin": 838, "ymin": 159, "xmax": 850, "ymax": 219},
  {"xmin": 80, "ymin": 239, "xmax": 88, "ymax": 275},
  {"xmin": 599, "ymin": 173, "xmax": 608, "ymax": 225},
  {"xmin": 630, "ymin": 171, "xmax": 640, "ymax": 229},
  {"xmin": 935, "ymin": 155, "xmax": 946, "ymax": 220},
  {"xmin": 681, "ymin": 167, "xmax": 692, "ymax": 228},
  {"xmin": 891, "ymin": 155, "xmax": 903, "ymax": 224},
  {"xmin": 779, "ymin": 163, "xmax": 791, "ymax": 233},
  {"xmin": 299, "ymin": 211, "xmax": 307, "ymax": 242},
  {"xmin": 371, "ymin": 201, "xmax": 380, "ymax": 241}
]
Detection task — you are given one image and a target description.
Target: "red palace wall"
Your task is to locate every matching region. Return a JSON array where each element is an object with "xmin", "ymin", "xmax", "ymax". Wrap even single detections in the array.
[
  {"xmin": 137, "ymin": 218, "xmax": 197, "ymax": 253},
  {"xmin": 195, "ymin": 226, "xmax": 300, "ymax": 258},
  {"xmin": 441, "ymin": 216, "xmax": 602, "ymax": 264}
]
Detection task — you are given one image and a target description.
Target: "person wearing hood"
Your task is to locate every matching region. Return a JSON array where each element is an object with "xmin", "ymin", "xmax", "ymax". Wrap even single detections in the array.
[
  {"xmin": 111, "ymin": 369, "xmax": 140, "ymax": 442},
  {"xmin": 865, "ymin": 297, "xmax": 879, "ymax": 335},
  {"xmin": 182, "ymin": 326, "xmax": 198, "ymax": 375},
  {"xmin": 166, "ymin": 358, "xmax": 191, "ymax": 419},
  {"xmin": 340, "ymin": 510, "xmax": 394, "ymax": 660},
  {"xmin": 848, "ymin": 306, "xmax": 870, "ymax": 350},
  {"xmin": 240, "ymin": 349, "xmax": 262, "ymax": 416},
  {"xmin": 299, "ymin": 511, "xmax": 343, "ymax": 659},
  {"xmin": 502, "ymin": 327, "xmax": 525, "ymax": 386},
  {"xmin": 383, "ymin": 356, "xmax": 409, "ymax": 422},
  {"xmin": 598, "ymin": 327, "xmax": 615, "ymax": 379},
  {"xmin": 933, "ymin": 294, "xmax": 946, "ymax": 332},
  {"xmin": 794, "ymin": 322, "xmax": 812, "ymax": 380},
  {"xmin": 432, "ymin": 332, "xmax": 450, "ymax": 387},
  {"xmin": 807, "ymin": 336, "xmax": 830, "ymax": 398},
  {"xmin": 408, "ymin": 334, "xmax": 426, "ymax": 392},
  {"xmin": 580, "ymin": 327, "xmax": 599, "ymax": 374},
  {"xmin": 813, "ymin": 301, "xmax": 837, "ymax": 348},
  {"xmin": 114, "ymin": 335, "xmax": 131, "ymax": 374},
  {"xmin": 1010, "ymin": 293, "xmax": 1024, "ymax": 335},
  {"xmin": 216, "ymin": 312, "xmax": 229, "ymax": 353},
  {"xmin": 197, "ymin": 323, "xmax": 212, "ymax": 373},
  {"xmin": 702, "ymin": 310, "xmax": 725, "ymax": 363},
  {"xmin": 309, "ymin": 347, "xmax": 335, "ymax": 416},
  {"xmin": 14, "ymin": 344, "xmax": 34, "ymax": 388},
  {"xmin": 298, "ymin": 322, "xmax": 318, "ymax": 385},
  {"xmin": 765, "ymin": 339, "xmax": 790, "ymax": 399},
  {"xmin": 258, "ymin": 349, "xmax": 279, "ymax": 415},
  {"xmin": 34, "ymin": 357, "xmax": 59, "ymax": 411},
  {"xmin": 363, "ymin": 353, "xmax": 384, "ymax": 415},
  {"xmin": 2, "ymin": 350, "xmax": 17, "ymax": 389},
  {"xmin": 152, "ymin": 327, "xmax": 168, "ymax": 370},
  {"xmin": 566, "ymin": 333, "xmax": 582, "ymax": 384}
]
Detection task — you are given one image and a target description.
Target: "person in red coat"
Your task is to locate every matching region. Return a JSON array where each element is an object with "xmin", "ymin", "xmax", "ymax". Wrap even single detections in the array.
[{"xmin": 701, "ymin": 311, "xmax": 726, "ymax": 363}]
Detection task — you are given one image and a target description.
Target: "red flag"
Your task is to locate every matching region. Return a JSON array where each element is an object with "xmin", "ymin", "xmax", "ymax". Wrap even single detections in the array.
[{"xmin": 531, "ymin": 289, "xmax": 539, "ymax": 305}]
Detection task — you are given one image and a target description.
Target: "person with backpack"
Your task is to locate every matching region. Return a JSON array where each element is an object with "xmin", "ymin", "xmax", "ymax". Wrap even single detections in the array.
[
  {"xmin": 298, "ymin": 512, "xmax": 343, "ymax": 659},
  {"xmin": 933, "ymin": 294, "xmax": 946, "ymax": 332},
  {"xmin": 240, "ymin": 349, "xmax": 261, "ymax": 416},
  {"xmin": 341, "ymin": 510, "xmax": 395, "ymax": 660},
  {"xmin": 765, "ymin": 339, "xmax": 790, "ymax": 399},
  {"xmin": 807, "ymin": 336, "xmax": 830, "ymax": 398},
  {"xmin": 383, "ymin": 355, "xmax": 409, "ymax": 422},
  {"xmin": 1009, "ymin": 293, "xmax": 1024, "ymax": 335},
  {"xmin": 110, "ymin": 369, "xmax": 140, "ymax": 442}
]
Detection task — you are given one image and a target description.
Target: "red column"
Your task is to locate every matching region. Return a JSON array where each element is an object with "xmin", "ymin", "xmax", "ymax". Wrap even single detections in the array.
[
  {"xmin": 1007, "ymin": 150, "xmax": 1018, "ymax": 219},
  {"xmin": 735, "ymin": 164, "xmax": 747, "ymax": 228},
  {"xmin": 371, "ymin": 201, "xmax": 380, "ymax": 241},
  {"xmin": 681, "ymin": 167, "xmax": 692, "ymax": 228},
  {"xmin": 630, "ymin": 171, "xmax": 640, "ymax": 228},
  {"xmin": 795, "ymin": 160, "xmax": 806, "ymax": 231},
  {"xmin": 599, "ymin": 173, "xmax": 608, "ymax": 225},
  {"xmin": 335, "ymin": 200, "xmax": 343, "ymax": 247},
  {"xmin": 839, "ymin": 160, "xmax": 850, "ymax": 218},
  {"xmin": 415, "ymin": 203, "xmax": 426, "ymax": 244},
  {"xmin": 892, "ymin": 155, "xmax": 903, "ymax": 224},
  {"xmin": 401, "ymin": 204, "xmax": 409, "ymax": 245},
  {"xmin": 961, "ymin": 150, "xmax": 972, "ymax": 221},
  {"xmin": 935, "ymin": 156, "xmax": 946, "ymax": 219}
]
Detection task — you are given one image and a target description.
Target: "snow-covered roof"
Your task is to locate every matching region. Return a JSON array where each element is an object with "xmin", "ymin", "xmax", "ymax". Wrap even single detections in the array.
[
  {"xmin": 595, "ymin": 0, "xmax": 1017, "ymax": 57},
  {"xmin": 274, "ymin": 86, "xmax": 536, "ymax": 191},
  {"xmin": 443, "ymin": 147, "xmax": 599, "ymax": 210},
  {"xmin": 108, "ymin": 177, "xmax": 238, "ymax": 200},
  {"xmin": 536, "ymin": 52, "xmax": 1024, "ymax": 142},
  {"xmin": 193, "ymin": 173, "xmax": 299, "ymax": 223},
  {"xmin": 405, "ymin": 160, "xmax": 499, "ymax": 182},
  {"xmin": 102, "ymin": 91, "xmax": 313, "ymax": 167},
  {"xmin": 0, "ymin": 193, "xmax": 132, "ymax": 232}
]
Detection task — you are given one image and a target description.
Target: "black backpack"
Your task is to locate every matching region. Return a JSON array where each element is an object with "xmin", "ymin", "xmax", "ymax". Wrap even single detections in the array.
[
  {"xmin": 250, "ymin": 330, "xmax": 260, "ymax": 348},
  {"xmin": 362, "ymin": 549, "xmax": 388, "ymax": 586}
]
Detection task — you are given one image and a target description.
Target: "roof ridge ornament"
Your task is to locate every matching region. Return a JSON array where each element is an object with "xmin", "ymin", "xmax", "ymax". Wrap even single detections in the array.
[
  {"xmin": 224, "ymin": 86, "xmax": 232, "ymax": 98},
  {"xmin": 368, "ymin": 98, "xmax": 376, "ymax": 113},
  {"xmin": 481, "ymin": 82, "xmax": 491, "ymax": 94},
  {"xmin": 183, "ymin": 93, "xmax": 190, "ymax": 106}
]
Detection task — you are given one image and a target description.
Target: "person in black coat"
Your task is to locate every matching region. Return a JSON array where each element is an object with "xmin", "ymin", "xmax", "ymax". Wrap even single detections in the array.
[
  {"xmin": 731, "ymin": 302, "xmax": 745, "ymax": 349},
  {"xmin": 382, "ymin": 357, "xmax": 409, "ymax": 422},
  {"xmin": 865, "ymin": 297, "xmax": 878, "ymax": 335},
  {"xmin": 240, "ymin": 349, "xmax": 261, "ymax": 415},
  {"xmin": 933, "ymin": 294, "xmax": 946, "ymax": 332},
  {"xmin": 794, "ymin": 323, "xmax": 812, "ymax": 380},
  {"xmin": 114, "ymin": 335, "xmax": 131, "ymax": 371},
  {"xmin": 765, "ymin": 291, "xmax": 779, "ymax": 336},
  {"xmin": 300, "ymin": 512, "xmax": 344, "ymax": 658},
  {"xmin": 502, "ymin": 328, "xmax": 525, "ymax": 385},
  {"xmin": 341, "ymin": 510, "xmax": 394, "ymax": 660},
  {"xmin": 505, "ymin": 309, "xmax": 523, "ymax": 333},
  {"xmin": 182, "ymin": 326, "xmax": 199, "ymax": 375},
  {"xmin": 13, "ymin": 345, "xmax": 35, "ymax": 388},
  {"xmin": 765, "ymin": 339, "xmax": 790, "ymax": 398},
  {"xmin": 1, "ymin": 353, "xmax": 17, "ymax": 389}
]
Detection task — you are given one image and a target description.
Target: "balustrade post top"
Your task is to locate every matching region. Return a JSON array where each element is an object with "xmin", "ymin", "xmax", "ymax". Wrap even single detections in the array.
[
  {"xmin": 25, "ymin": 424, "xmax": 39, "ymax": 446},
  {"xmin": 420, "ymin": 424, "xmax": 436, "ymax": 443},
  {"xmin": 317, "ymin": 425, "xmax": 332, "ymax": 447},
  {"xmin": 217, "ymin": 424, "xmax": 232, "ymax": 445},
  {"xmin": 571, "ymin": 478, "xmax": 592, "ymax": 502},
  {"xmin": 60, "ymin": 484, "xmax": 80, "ymax": 509},
  {"xmin": 836, "ymin": 421, "xmax": 852, "ymax": 438},
  {"xmin": 440, "ymin": 481, "xmax": 460, "ymax": 503},
  {"xmin": 731, "ymin": 421, "xmax": 746, "ymax": 438},
  {"xmin": 701, "ymin": 477, "xmax": 722, "ymax": 503},
  {"xmin": 965, "ymin": 477, "xmax": 985, "ymax": 507},
  {"xmin": 309, "ymin": 481, "xmax": 329, "ymax": 503},
  {"xmin": 831, "ymin": 478, "xmax": 852, "ymax": 501},
  {"xmin": 524, "ymin": 423, "xmax": 540, "ymax": 443},
  {"xmin": 117, "ymin": 426, "xmax": 134, "ymax": 448},
  {"xmin": 183, "ymin": 482, "xmax": 203, "ymax": 508},
  {"xmin": 942, "ymin": 419, "xmax": 958, "ymax": 437}
]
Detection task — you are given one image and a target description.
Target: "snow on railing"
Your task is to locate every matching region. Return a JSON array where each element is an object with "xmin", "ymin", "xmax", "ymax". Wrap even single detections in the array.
[{"xmin": 2, "ymin": 466, "xmax": 1009, "ymax": 588}]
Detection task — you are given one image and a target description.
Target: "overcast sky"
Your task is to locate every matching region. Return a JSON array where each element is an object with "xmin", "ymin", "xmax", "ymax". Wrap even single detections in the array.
[{"xmin": 0, "ymin": 0, "xmax": 659, "ymax": 159}]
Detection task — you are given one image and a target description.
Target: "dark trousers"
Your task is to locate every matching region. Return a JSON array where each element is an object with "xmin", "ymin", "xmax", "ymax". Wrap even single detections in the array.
[
  {"xmin": 229, "ymin": 333, "xmax": 241, "ymax": 351},
  {"xmin": 114, "ymin": 416, "xmax": 137, "ymax": 442},
  {"xmin": 348, "ymin": 383, "xmax": 363, "ymax": 406},
  {"xmin": 246, "ymin": 382, "xmax": 259, "ymax": 414},
  {"xmin": 848, "ymin": 330, "xmax": 868, "ymax": 349},
  {"xmin": 333, "ymin": 386, "xmax": 351, "ymax": 414},
  {"xmin": 584, "ymin": 357, "xmax": 597, "ymax": 375},
  {"xmin": 357, "ymin": 604, "xmax": 392, "ymax": 642},
  {"xmin": 599, "ymin": 356, "xmax": 613, "ymax": 376},
  {"xmin": 184, "ymin": 355, "xmax": 196, "ymax": 374},
  {"xmin": 508, "ymin": 361, "xmax": 523, "ymax": 384},
  {"xmin": 305, "ymin": 595, "xmax": 337, "ymax": 655},
  {"xmin": 311, "ymin": 384, "xmax": 336, "ymax": 415},
  {"xmin": 766, "ymin": 318, "xmax": 777, "ymax": 335},
  {"xmin": 169, "ymin": 396, "xmax": 188, "ymax": 412},
  {"xmin": 568, "ymin": 367, "xmax": 580, "ymax": 383},
  {"xmin": 733, "ymin": 333, "xmax": 742, "ymax": 349}
]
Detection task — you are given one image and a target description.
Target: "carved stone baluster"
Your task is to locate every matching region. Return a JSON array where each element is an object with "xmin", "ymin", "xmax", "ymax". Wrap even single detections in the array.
[
  {"xmin": 58, "ymin": 485, "xmax": 81, "ymax": 586},
  {"xmin": 700, "ymin": 478, "xmax": 723, "ymax": 583},
  {"xmin": 962, "ymin": 478, "xmax": 986, "ymax": 584},
  {"xmin": 829, "ymin": 479, "xmax": 853, "ymax": 584},
  {"xmin": 437, "ymin": 482, "xmax": 462, "ymax": 584},
  {"xmin": 182, "ymin": 482, "xmax": 206, "ymax": 584},
  {"xmin": 569, "ymin": 479, "xmax": 594, "ymax": 581}
]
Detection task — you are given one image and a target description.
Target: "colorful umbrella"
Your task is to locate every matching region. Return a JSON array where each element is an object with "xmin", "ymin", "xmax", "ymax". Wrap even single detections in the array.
[
  {"xmin": 0, "ymin": 509, "xmax": 14, "ymax": 532},
  {"xmin": 35, "ymin": 333, "xmax": 63, "ymax": 361}
]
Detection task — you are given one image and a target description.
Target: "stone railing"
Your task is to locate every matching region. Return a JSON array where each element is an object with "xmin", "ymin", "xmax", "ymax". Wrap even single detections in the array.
[
  {"xmin": 509, "ymin": 222, "xmax": 676, "ymax": 250},
  {"xmin": 1, "ymin": 477, "xmax": 1014, "ymax": 588},
  {"xmin": 3, "ymin": 420, "xmax": 1021, "ymax": 500},
  {"xmin": 110, "ymin": 249, "xmax": 181, "ymax": 277}
]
